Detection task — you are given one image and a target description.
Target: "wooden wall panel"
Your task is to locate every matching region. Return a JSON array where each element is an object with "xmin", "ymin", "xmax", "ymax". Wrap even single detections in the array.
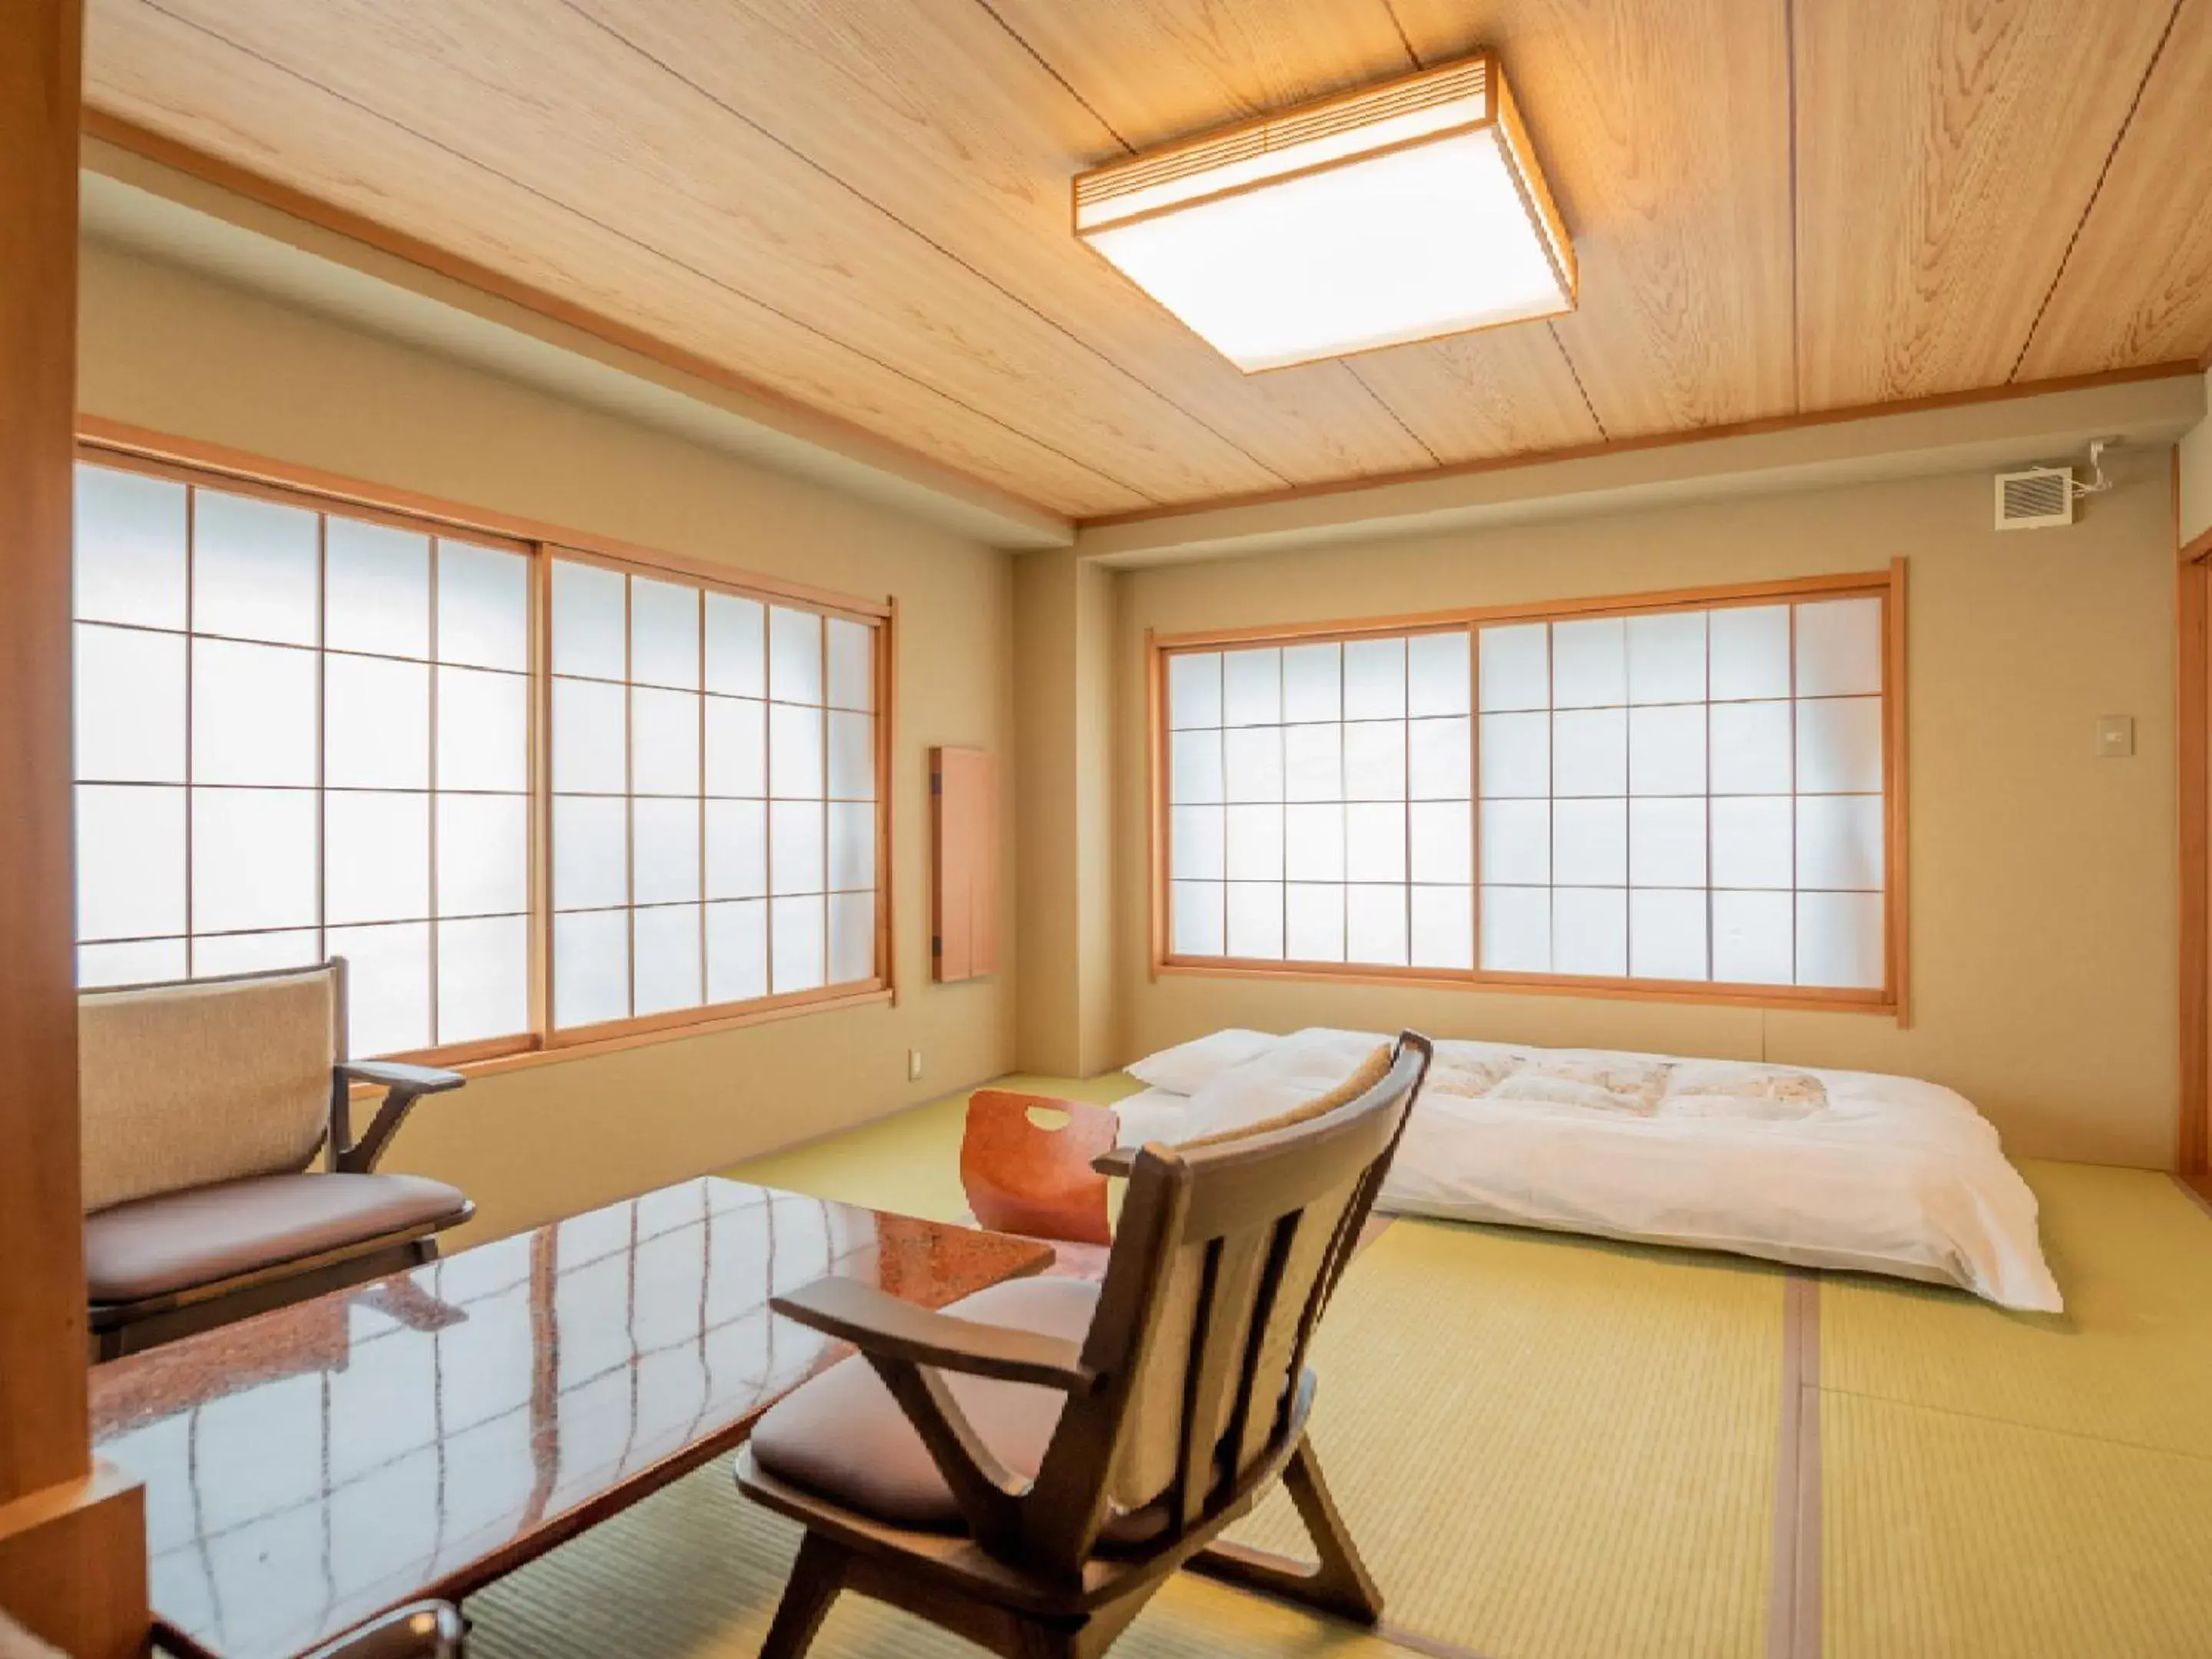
[{"xmin": 932, "ymin": 747, "xmax": 1001, "ymax": 983}]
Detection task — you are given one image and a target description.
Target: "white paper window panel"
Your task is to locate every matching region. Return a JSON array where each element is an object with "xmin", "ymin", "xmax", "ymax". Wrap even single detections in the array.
[
  {"xmin": 1551, "ymin": 618, "xmax": 1625, "ymax": 709},
  {"xmin": 436, "ymin": 667, "xmax": 529, "ymax": 793},
  {"xmin": 193, "ymin": 490, "xmax": 320, "ymax": 647},
  {"xmin": 1343, "ymin": 720, "xmax": 1406, "ymax": 801},
  {"xmin": 1630, "ymin": 798, "xmax": 1707, "ymax": 888},
  {"xmin": 1797, "ymin": 795, "xmax": 1884, "ymax": 891},
  {"xmin": 1553, "ymin": 707, "xmax": 1626, "ymax": 797},
  {"xmin": 1345, "ymin": 803, "xmax": 1406, "ymax": 883},
  {"xmin": 1344, "ymin": 638, "xmax": 1406, "ymax": 720},
  {"xmin": 1171, "ymin": 881, "xmax": 1225, "ymax": 956},
  {"xmin": 325, "ymin": 518, "xmax": 431, "ymax": 660},
  {"xmin": 767, "ymin": 704, "xmax": 825, "ymax": 800},
  {"xmin": 436, "ymin": 543, "xmax": 531, "ymax": 674},
  {"xmin": 1481, "ymin": 799, "xmax": 1548, "ymax": 886},
  {"xmin": 1709, "ymin": 700, "xmax": 1793, "ymax": 794},
  {"xmin": 1272, "ymin": 723, "xmax": 1337, "ymax": 802},
  {"xmin": 1406, "ymin": 633, "xmax": 1471, "ymax": 718},
  {"xmin": 329, "ymin": 921, "xmax": 432, "ymax": 1057},
  {"xmin": 827, "ymin": 711, "xmax": 876, "ymax": 801},
  {"xmin": 1171, "ymin": 728, "xmax": 1224, "ymax": 805},
  {"xmin": 705, "ymin": 800, "xmax": 768, "ymax": 899},
  {"xmin": 80, "ymin": 938, "xmax": 188, "ymax": 988},
  {"xmin": 825, "ymin": 618, "xmax": 874, "ymax": 714},
  {"xmin": 706, "ymin": 697, "xmax": 767, "ymax": 797},
  {"xmin": 768, "ymin": 607, "xmax": 823, "ymax": 706},
  {"xmin": 1224, "ymin": 725, "xmax": 1286, "ymax": 802},
  {"xmin": 439, "ymin": 915, "xmax": 529, "ymax": 1044},
  {"xmin": 1553, "ymin": 796, "xmax": 1626, "ymax": 886},
  {"xmin": 1480, "ymin": 885, "xmax": 1551, "ymax": 972},
  {"xmin": 437, "ymin": 795, "xmax": 529, "ymax": 917},
  {"xmin": 1411, "ymin": 886, "xmax": 1474, "ymax": 969},
  {"xmin": 1408, "ymin": 716, "xmax": 1471, "ymax": 801},
  {"xmin": 1286, "ymin": 884, "xmax": 1346, "ymax": 962},
  {"xmin": 76, "ymin": 465, "xmax": 187, "ymax": 631},
  {"xmin": 1479, "ymin": 711, "xmax": 1548, "ymax": 798},
  {"xmin": 1226, "ymin": 882, "xmax": 1284, "ymax": 959},
  {"xmin": 1631, "ymin": 889, "xmax": 1708, "ymax": 981},
  {"xmin": 1794, "ymin": 598, "xmax": 1882, "ymax": 698},
  {"xmin": 1796, "ymin": 697, "xmax": 1884, "ymax": 793},
  {"xmin": 1710, "ymin": 796, "xmax": 1794, "ymax": 889},
  {"xmin": 1708, "ymin": 605, "xmax": 1790, "ymax": 701},
  {"xmin": 326, "ymin": 792, "xmax": 431, "ymax": 926},
  {"xmin": 770, "ymin": 800, "xmax": 826, "ymax": 896},
  {"xmin": 633, "ymin": 904, "xmax": 704, "ymax": 1016},
  {"xmin": 553, "ymin": 795, "xmax": 629, "ymax": 911},
  {"xmin": 1629, "ymin": 704, "xmax": 1705, "ymax": 795},
  {"xmin": 77, "ymin": 785, "xmax": 186, "ymax": 941},
  {"xmin": 633, "ymin": 798, "xmax": 702, "ymax": 906},
  {"xmin": 552, "ymin": 677, "xmax": 627, "ymax": 794},
  {"xmin": 1171, "ymin": 805, "xmax": 1224, "ymax": 882},
  {"xmin": 1283, "ymin": 803, "xmax": 1344, "ymax": 882},
  {"xmin": 194, "ymin": 788, "xmax": 318, "ymax": 934},
  {"xmin": 325, "ymin": 654, "xmax": 429, "ymax": 790},
  {"xmin": 631, "ymin": 687, "xmax": 702, "ymax": 796},
  {"xmin": 194, "ymin": 639, "xmax": 318, "ymax": 787},
  {"xmin": 703, "ymin": 592, "xmax": 767, "ymax": 699},
  {"xmin": 1712, "ymin": 891, "xmax": 1794, "ymax": 985},
  {"xmin": 1282, "ymin": 643, "xmax": 1341, "ymax": 723},
  {"xmin": 706, "ymin": 899, "xmax": 769, "ymax": 1003},
  {"xmin": 555, "ymin": 909, "xmax": 630, "ymax": 1027},
  {"xmin": 1478, "ymin": 624, "xmax": 1548, "ymax": 713},
  {"xmin": 1552, "ymin": 887, "xmax": 1628, "ymax": 977},
  {"xmin": 629, "ymin": 578, "xmax": 700, "ymax": 691},
  {"xmin": 1222, "ymin": 648, "xmax": 1282, "ymax": 726},
  {"xmin": 1345, "ymin": 886, "xmax": 1409, "ymax": 965},
  {"xmin": 828, "ymin": 892, "xmax": 876, "ymax": 983},
  {"xmin": 551, "ymin": 561, "xmax": 628, "ymax": 679},
  {"xmin": 195, "ymin": 929, "xmax": 321, "ymax": 979},
  {"xmin": 1224, "ymin": 804, "xmax": 1284, "ymax": 882},
  {"xmin": 1628, "ymin": 611, "xmax": 1707, "ymax": 704},
  {"xmin": 827, "ymin": 802, "xmax": 876, "ymax": 891},
  {"xmin": 1796, "ymin": 891, "xmax": 1885, "ymax": 988},
  {"xmin": 771, "ymin": 894, "xmax": 826, "ymax": 992},
  {"xmin": 76, "ymin": 624, "xmax": 185, "ymax": 783},
  {"xmin": 1167, "ymin": 653, "xmax": 1222, "ymax": 730},
  {"xmin": 1410, "ymin": 801, "xmax": 1471, "ymax": 884}
]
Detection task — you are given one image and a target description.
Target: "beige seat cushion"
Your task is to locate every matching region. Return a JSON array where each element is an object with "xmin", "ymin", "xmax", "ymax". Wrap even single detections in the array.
[
  {"xmin": 84, "ymin": 1172, "xmax": 468, "ymax": 1303},
  {"xmin": 752, "ymin": 1275, "xmax": 1167, "ymax": 1541},
  {"xmin": 1179, "ymin": 1042, "xmax": 1393, "ymax": 1149}
]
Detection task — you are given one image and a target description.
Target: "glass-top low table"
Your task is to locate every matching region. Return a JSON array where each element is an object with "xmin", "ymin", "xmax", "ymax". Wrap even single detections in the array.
[{"xmin": 90, "ymin": 1177, "xmax": 1054, "ymax": 1659}]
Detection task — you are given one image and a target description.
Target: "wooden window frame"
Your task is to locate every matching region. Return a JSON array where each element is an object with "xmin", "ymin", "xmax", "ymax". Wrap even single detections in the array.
[
  {"xmin": 1147, "ymin": 565, "xmax": 1909, "ymax": 1018},
  {"xmin": 73, "ymin": 419, "xmax": 898, "ymax": 1075}
]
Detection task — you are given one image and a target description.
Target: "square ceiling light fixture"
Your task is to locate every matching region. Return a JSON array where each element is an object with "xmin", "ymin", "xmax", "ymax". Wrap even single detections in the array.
[{"xmin": 1074, "ymin": 52, "xmax": 1574, "ymax": 373}]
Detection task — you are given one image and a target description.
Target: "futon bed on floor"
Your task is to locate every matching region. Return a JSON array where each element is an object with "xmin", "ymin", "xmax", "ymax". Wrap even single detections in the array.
[{"xmin": 1114, "ymin": 1028, "xmax": 2061, "ymax": 1312}]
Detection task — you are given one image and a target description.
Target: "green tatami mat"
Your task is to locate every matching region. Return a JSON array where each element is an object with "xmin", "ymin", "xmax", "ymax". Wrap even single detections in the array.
[
  {"xmin": 1229, "ymin": 1218, "xmax": 1783, "ymax": 1659},
  {"xmin": 1820, "ymin": 1160, "xmax": 2212, "ymax": 1456},
  {"xmin": 725, "ymin": 1071, "xmax": 1144, "ymax": 1222}
]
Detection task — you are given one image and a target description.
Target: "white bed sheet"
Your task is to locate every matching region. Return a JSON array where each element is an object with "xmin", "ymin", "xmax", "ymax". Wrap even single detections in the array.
[{"xmin": 1121, "ymin": 1028, "xmax": 2061, "ymax": 1312}]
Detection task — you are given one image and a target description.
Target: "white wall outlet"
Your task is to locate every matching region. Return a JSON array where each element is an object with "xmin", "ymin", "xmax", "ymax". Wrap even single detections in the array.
[
  {"xmin": 2095, "ymin": 715, "xmax": 2135, "ymax": 759},
  {"xmin": 907, "ymin": 1049, "xmax": 924, "ymax": 1081}
]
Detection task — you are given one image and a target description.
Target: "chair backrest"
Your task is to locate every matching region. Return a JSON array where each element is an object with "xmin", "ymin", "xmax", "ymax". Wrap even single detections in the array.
[
  {"xmin": 78, "ymin": 961, "xmax": 343, "ymax": 1214},
  {"xmin": 1026, "ymin": 1031, "xmax": 1432, "ymax": 1568}
]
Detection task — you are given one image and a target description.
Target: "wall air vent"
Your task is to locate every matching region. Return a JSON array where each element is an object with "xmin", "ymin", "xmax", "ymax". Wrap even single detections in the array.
[{"xmin": 1995, "ymin": 466, "xmax": 2075, "ymax": 531}]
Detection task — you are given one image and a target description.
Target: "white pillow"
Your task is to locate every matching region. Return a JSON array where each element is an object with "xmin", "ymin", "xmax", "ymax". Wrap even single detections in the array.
[{"xmin": 1124, "ymin": 1028, "xmax": 1280, "ymax": 1094}]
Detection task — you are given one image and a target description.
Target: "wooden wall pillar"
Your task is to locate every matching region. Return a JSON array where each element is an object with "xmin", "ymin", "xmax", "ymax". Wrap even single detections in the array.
[{"xmin": 0, "ymin": 1, "xmax": 151, "ymax": 1651}]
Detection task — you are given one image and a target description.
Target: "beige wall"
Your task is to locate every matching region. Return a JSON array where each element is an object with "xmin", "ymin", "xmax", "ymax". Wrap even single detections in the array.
[
  {"xmin": 2184, "ymin": 373, "xmax": 2212, "ymax": 545},
  {"xmin": 1114, "ymin": 456, "xmax": 2182, "ymax": 1168},
  {"xmin": 78, "ymin": 240, "xmax": 1020, "ymax": 1242}
]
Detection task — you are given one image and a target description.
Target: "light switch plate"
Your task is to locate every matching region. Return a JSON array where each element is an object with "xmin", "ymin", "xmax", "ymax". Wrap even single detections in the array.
[{"xmin": 2096, "ymin": 716, "xmax": 2135, "ymax": 759}]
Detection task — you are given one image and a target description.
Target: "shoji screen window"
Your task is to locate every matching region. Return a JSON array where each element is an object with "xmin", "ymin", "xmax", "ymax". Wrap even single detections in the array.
[
  {"xmin": 548, "ymin": 557, "xmax": 881, "ymax": 1035},
  {"xmin": 71, "ymin": 462, "xmax": 534, "ymax": 1055}
]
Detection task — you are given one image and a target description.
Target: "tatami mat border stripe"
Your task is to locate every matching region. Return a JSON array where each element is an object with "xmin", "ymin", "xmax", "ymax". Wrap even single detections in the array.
[{"xmin": 1767, "ymin": 1269, "xmax": 1824, "ymax": 1659}]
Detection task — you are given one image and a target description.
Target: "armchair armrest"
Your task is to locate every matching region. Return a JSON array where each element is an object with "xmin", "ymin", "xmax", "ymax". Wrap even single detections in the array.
[
  {"xmin": 1091, "ymin": 1146, "xmax": 1137, "ymax": 1179},
  {"xmin": 331, "ymin": 1061, "xmax": 466, "ymax": 1174},
  {"xmin": 772, "ymin": 1277, "xmax": 1096, "ymax": 1394},
  {"xmin": 301, "ymin": 1602, "xmax": 465, "ymax": 1659}
]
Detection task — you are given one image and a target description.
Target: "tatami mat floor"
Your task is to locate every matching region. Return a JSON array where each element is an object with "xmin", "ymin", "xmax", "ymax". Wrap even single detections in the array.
[{"xmin": 463, "ymin": 1080, "xmax": 2212, "ymax": 1659}]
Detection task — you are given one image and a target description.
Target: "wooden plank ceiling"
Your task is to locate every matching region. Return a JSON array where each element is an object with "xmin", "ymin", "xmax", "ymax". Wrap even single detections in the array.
[{"xmin": 82, "ymin": 0, "xmax": 2212, "ymax": 523}]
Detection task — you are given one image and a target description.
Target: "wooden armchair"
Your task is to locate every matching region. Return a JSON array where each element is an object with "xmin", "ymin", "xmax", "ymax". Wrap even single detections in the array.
[
  {"xmin": 81, "ymin": 960, "xmax": 474, "ymax": 1361},
  {"xmin": 737, "ymin": 1031, "xmax": 1432, "ymax": 1658}
]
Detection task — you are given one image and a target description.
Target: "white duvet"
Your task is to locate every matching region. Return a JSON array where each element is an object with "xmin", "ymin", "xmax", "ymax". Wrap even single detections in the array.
[{"xmin": 1118, "ymin": 1028, "xmax": 2061, "ymax": 1312}]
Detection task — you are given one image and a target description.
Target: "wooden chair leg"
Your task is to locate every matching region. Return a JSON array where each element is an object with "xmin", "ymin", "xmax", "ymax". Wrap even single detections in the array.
[
  {"xmin": 759, "ymin": 1532, "xmax": 849, "ymax": 1659},
  {"xmin": 1186, "ymin": 1436, "xmax": 1383, "ymax": 1626}
]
